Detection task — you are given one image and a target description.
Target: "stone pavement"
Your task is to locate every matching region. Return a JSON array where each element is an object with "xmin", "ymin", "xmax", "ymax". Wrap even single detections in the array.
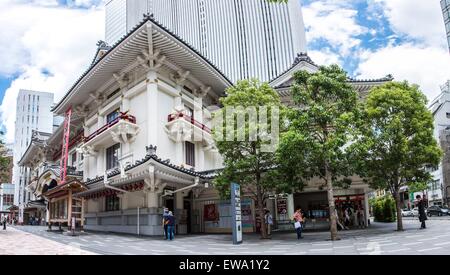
[
  {"xmin": 0, "ymin": 226, "xmax": 96, "ymax": 255},
  {"xmin": 3, "ymin": 218, "xmax": 450, "ymax": 255}
]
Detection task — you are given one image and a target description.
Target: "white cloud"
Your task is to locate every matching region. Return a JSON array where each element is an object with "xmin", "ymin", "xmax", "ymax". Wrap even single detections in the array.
[
  {"xmin": 303, "ymin": 0, "xmax": 367, "ymax": 56},
  {"xmin": 308, "ymin": 48, "xmax": 342, "ymax": 66},
  {"xmin": 372, "ymin": 0, "xmax": 447, "ymax": 48},
  {"xmin": 0, "ymin": 1, "xmax": 104, "ymax": 143},
  {"xmin": 356, "ymin": 44, "xmax": 450, "ymax": 101}
]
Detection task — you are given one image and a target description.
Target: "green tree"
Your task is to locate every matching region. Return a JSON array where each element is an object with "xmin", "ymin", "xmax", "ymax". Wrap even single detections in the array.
[
  {"xmin": 0, "ymin": 131, "xmax": 10, "ymax": 183},
  {"xmin": 213, "ymin": 79, "xmax": 285, "ymax": 239},
  {"xmin": 351, "ymin": 81, "xmax": 442, "ymax": 231},
  {"xmin": 276, "ymin": 65, "xmax": 359, "ymax": 241}
]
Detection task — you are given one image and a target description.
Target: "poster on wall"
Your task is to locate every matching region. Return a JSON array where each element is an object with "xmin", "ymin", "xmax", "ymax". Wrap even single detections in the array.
[
  {"xmin": 277, "ymin": 198, "xmax": 287, "ymax": 215},
  {"xmin": 204, "ymin": 204, "xmax": 219, "ymax": 221}
]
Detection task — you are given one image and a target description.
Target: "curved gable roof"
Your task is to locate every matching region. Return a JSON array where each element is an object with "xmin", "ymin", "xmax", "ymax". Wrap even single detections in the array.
[{"xmin": 53, "ymin": 15, "xmax": 233, "ymax": 115}]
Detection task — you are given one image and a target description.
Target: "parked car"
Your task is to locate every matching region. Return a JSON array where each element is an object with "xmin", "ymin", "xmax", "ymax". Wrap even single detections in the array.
[
  {"xmin": 410, "ymin": 208, "xmax": 419, "ymax": 217},
  {"xmin": 426, "ymin": 206, "xmax": 450, "ymax": 217},
  {"xmin": 401, "ymin": 209, "xmax": 414, "ymax": 217}
]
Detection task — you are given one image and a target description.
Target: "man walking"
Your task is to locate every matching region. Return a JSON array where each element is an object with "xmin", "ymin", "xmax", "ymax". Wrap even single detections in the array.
[
  {"xmin": 293, "ymin": 207, "xmax": 304, "ymax": 239},
  {"xmin": 162, "ymin": 208, "xmax": 170, "ymax": 240},
  {"xmin": 417, "ymin": 195, "xmax": 427, "ymax": 229}
]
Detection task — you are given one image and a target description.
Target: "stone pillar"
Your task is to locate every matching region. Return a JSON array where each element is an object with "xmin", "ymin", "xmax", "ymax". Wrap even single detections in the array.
[
  {"xmin": 364, "ymin": 191, "xmax": 370, "ymax": 227},
  {"xmin": 147, "ymin": 70, "xmax": 159, "ymax": 147},
  {"xmin": 287, "ymin": 194, "xmax": 295, "ymax": 219},
  {"xmin": 175, "ymin": 191, "xmax": 186, "ymax": 234},
  {"xmin": 97, "ymin": 148, "xmax": 104, "ymax": 175},
  {"xmin": 146, "ymin": 192, "xmax": 159, "ymax": 208}
]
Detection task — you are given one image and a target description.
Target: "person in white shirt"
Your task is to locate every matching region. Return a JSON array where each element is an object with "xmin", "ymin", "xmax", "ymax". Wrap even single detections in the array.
[{"xmin": 265, "ymin": 210, "xmax": 274, "ymax": 236}]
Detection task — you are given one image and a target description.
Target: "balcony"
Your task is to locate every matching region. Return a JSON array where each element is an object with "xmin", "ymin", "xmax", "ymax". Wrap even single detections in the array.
[
  {"xmin": 80, "ymin": 113, "xmax": 140, "ymax": 153},
  {"xmin": 165, "ymin": 112, "xmax": 215, "ymax": 151},
  {"xmin": 52, "ymin": 130, "xmax": 84, "ymax": 161}
]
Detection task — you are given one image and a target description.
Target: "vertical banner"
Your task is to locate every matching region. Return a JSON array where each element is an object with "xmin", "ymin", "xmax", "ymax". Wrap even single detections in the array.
[
  {"xmin": 231, "ymin": 182, "xmax": 242, "ymax": 245},
  {"xmin": 60, "ymin": 107, "xmax": 72, "ymax": 185}
]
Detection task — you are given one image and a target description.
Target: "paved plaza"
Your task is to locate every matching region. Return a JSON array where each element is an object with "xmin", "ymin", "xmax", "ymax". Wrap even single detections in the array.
[{"xmin": 1, "ymin": 218, "xmax": 450, "ymax": 255}]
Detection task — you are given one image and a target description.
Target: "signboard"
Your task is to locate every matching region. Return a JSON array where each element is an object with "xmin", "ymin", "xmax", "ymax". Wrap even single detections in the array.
[
  {"xmin": 231, "ymin": 182, "xmax": 242, "ymax": 245},
  {"xmin": 277, "ymin": 198, "xmax": 287, "ymax": 215}
]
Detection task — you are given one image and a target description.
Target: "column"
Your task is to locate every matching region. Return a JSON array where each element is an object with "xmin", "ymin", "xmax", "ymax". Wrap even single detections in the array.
[
  {"xmin": 287, "ymin": 194, "xmax": 294, "ymax": 219},
  {"xmin": 147, "ymin": 70, "xmax": 159, "ymax": 147},
  {"xmin": 175, "ymin": 192, "xmax": 186, "ymax": 234},
  {"xmin": 364, "ymin": 191, "xmax": 370, "ymax": 227},
  {"xmin": 146, "ymin": 192, "xmax": 159, "ymax": 208},
  {"xmin": 97, "ymin": 148, "xmax": 104, "ymax": 175},
  {"xmin": 174, "ymin": 86, "xmax": 184, "ymax": 165}
]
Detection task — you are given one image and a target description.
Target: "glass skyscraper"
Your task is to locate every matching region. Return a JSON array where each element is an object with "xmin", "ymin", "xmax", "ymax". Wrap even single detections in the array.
[
  {"xmin": 442, "ymin": 0, "xmax": 450, "ymax": 51},
  {"xmin": 105, "ymin": 0, "xmax": 308, "ymax": 83}
]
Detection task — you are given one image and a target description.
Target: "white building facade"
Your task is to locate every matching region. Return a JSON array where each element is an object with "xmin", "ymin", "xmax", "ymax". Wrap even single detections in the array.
[
  {"xmin": 12, "ymin": 90, "xmax": 54, "ymax": 224},
  {"xmin": 426, "ymin": 81, "xmax": 450, "ymax": 206},
  {"xmin": 105, "ymin": 0, "xmax": 307, "ymax": 83}
]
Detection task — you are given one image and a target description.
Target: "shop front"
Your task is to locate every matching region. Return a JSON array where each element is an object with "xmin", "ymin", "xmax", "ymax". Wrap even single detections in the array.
[{"xmin": 43, "ymin": 180, "xmax": 87, "ymax": 231}]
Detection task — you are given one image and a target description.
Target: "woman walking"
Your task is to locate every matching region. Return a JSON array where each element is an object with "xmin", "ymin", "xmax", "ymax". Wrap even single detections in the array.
[{"xmin": 293, "ymin": 207, "xmax": 304, "ymax": 239}]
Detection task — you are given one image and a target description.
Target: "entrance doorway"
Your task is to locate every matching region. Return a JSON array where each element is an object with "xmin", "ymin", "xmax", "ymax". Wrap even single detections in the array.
[{"xmin": 184, "ymin": 200, "xmax": 191, "ymax": 234}]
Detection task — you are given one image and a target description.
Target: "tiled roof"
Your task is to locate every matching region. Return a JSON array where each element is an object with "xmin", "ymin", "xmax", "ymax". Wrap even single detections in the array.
[
  {"xmin": 52, "ymin": 13, "xmax": 233, "ymax": 113},
  {"xmin": 85, "ymin": 145, "xmax": 214, "ymax": 186}
]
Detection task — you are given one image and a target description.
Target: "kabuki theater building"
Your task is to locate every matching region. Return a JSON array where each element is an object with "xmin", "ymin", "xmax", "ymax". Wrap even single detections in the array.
[{"xmin": 20, "ymin": 11, "xmax": 392, "ymax": 235}]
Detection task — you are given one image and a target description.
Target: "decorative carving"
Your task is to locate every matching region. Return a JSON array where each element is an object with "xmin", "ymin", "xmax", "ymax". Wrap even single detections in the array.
[
  {"xmin": 113, "ymin": 73, "xmax": 129, "ymax": 89},
  {"xmin": 77, "ymin": 145, "xmax": 97, "ymax": 157},
  {"xmin": 89, "ymin": 92, "xmax": 105, "ymax": 105},
  {"xmin": 110, "ymin": 122, "xmax": 141, "ymax": 144}
]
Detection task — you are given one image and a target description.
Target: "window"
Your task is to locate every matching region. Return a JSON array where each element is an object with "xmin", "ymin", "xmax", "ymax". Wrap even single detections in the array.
[
  {"xmin": 447, "ymin": 112, "xmax": 450, "ymax": 119},
  {"xmin": 107, "ymin": 109, "xmax": 120, "ymax": 124},
  {"xmin": 106, "ymin": 143, "xmax": 120, "ymax": 170},
  {"xmin": 36, "ymin": 116, "xmax": 39, "ymax": 125},
  {"xmin": 185, "ymin": 141, "xmax": 195, "ymax": 167},
  {"xmin": 71, "ymin": 152, "xmax": 77, "ymax": 167},
  {"xmin": 105, "ymin": 195, "xmax": 120, "ymax": 212},
  {"xmin": 37, "ymin": 105, "xmax": 39, "ymax": 113}
]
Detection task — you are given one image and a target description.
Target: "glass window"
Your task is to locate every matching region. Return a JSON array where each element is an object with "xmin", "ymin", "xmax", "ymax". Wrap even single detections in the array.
[
  {"xmin": 71, "ymin": 152, "xmax": 77, "ymax": 167},
  {"xmin": 105, "ymin": 195, "xmax": 120, "ymax": 212},
  {"xmin": 106, "ymin": 143, "xmax": 120, "ymax": 170},
  {"xmin": 185, "ymin": 141, "xmax": 195, "ymax": 167},
  {"xmin": 107, "ymin": 109, "xmax": 120, "ymax": 124}
]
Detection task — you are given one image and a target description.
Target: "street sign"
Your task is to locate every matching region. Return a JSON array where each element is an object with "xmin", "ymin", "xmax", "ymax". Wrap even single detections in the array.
[{"xmin": 231, "ymin": 182, "xmax": 242, "ymax": 245}]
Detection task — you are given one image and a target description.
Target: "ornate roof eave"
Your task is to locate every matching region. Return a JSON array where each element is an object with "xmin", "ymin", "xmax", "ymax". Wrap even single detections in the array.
[{"xmin": 52, "ymin": 14, "xmax": 233, "ymax": 115}]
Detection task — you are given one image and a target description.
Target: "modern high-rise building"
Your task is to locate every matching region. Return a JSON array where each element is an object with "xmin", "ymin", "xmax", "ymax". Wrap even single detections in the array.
[
  {"xmin": 12, "ymin": 90, "xmax": 54, "ymax": 223},
  {"xmin": 442, "ymin": 0, "xmax": 450, "ymax": 51},
  {"xmin": 105, "ymin": 0, "xmax": 308, "ymax": 82}
]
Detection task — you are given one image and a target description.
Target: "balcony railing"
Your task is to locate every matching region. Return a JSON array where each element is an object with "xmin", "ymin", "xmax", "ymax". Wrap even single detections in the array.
[
  {"xmin": 168, "ymin": 112, "xmax": 211, "ymax": 134},
  {"xmin": 84, "ymin": 112, "xmax": 137, "ymax": 143},
  {"xmin": 52, "ymin": 130, "xmax": 84, "ymax": 161}
]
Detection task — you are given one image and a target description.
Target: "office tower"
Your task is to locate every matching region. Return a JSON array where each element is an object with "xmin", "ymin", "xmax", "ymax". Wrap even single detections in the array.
[{"xmin": 105, "ymin": 0, "xmax": 308, "ymax": 82}]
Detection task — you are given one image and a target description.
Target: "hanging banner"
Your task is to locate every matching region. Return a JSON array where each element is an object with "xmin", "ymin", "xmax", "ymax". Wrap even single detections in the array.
[
  {"xmin": 231, "ymin": 182, "xmax": 242, "ymax": 245},
  {"xmin": 60, "ymin": 107, "xmax": 72, "ymax": 185}
]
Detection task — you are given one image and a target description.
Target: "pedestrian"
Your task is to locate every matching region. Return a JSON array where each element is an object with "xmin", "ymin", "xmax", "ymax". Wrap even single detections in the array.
[
  {"xmin": 416, "ymin": 195, "xmax": 427, "ymax": 229},
  {"xmin": 293, "ymin": 207, "xmax": 304, "ymax": 240},
  {"xmin": 357, "ymin": 207, "xmax": 365, "ymax": 229},
  {"xmin": 265, "ymin": 210, "xmax": 273, "ymax": 236},
  {"xmin": 335, "ymin": 208, "xmax": 346, "ymax": 230},
  {"xmin": 166, "ymin": 211, "xmax": 176, "ymax": 241},
  {"xmin": 3, "ymin": 216, "xmax": 6, "ymax": 230},
  {"xmin": 162, "ymin": 208, "xmax": 170, "ymax": 240},
  {"xmin": 344, "ymin": 207, "xmax": 351, "ymax": 228}
]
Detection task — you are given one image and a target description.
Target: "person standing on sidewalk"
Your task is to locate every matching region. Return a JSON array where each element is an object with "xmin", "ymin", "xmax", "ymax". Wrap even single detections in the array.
[
  {"xmin": 265, "ymin": 210, "xmax": 274, "ymax": 236},
  {"xmin": 2, "ymin": 216, "xmax": 6, "ymax": 230},
  {"xmin": 166, "ymin": 211, "xmax": 176, "ymax": 241},
  {"xmin": 293, "ymin": 208, "xmax": 304, "ymax": 239},
  {"xmin": 417, "ymin": 195, "xmax": 427, "ymax": 229},
  {"xmin": 162, "ymin": 208, "xmax": 170, "ymax": 240}
]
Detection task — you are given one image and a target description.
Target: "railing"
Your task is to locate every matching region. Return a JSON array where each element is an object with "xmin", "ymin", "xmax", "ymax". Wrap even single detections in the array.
[
  {"xmin": 168, "ymin": 112, "xmax": 211, "ymax": 134},
  {"xmin": 84, "ymin": 112, "xmax": 137, "ymax": 143},
  {"xmin": 52, "ymin": 130, "xmax": 84, "ymax": 161}
]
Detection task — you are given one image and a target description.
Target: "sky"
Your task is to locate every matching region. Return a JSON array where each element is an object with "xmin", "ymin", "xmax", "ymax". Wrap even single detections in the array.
[{"xmin": 0, "ymin": 0, "xmax": 449, "ymax": 144}]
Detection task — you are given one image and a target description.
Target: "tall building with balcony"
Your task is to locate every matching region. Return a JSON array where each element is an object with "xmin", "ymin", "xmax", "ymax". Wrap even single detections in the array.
[
  {"xmin": 12, "ymin": 90, "xmax": 54, "ymax": 224},
  {"xmin": 442, "ymin": 0, "xmax": 450, "ymax": 51},
  {"xmin": 105, "ymin": 0, "xmax": 307, "ymax": 83}
]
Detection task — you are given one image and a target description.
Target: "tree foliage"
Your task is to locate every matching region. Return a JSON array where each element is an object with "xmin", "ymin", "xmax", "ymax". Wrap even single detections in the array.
[
  {"xmin": 350, "ymin": 81, "xmax": 442, "ymax": 231},
  {"xmin": 213, "ymin": 79, "xmax": 285, "ymax": 238},
  {"xmin": 276, "ymin": 65, "xmax": 360, "ymax": 240}
]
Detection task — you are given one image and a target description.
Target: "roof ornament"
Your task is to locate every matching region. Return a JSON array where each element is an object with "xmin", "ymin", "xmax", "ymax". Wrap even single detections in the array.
[
  {"xmin": 292, "ymin": 52, "xmax": 317, "ymax": 67},
  {"xmin": 146, "ymin": 145, "xmax": 157, "ymax": 156}
]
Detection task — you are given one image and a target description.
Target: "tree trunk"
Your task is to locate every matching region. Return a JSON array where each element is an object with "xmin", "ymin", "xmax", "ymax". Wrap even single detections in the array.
[
  {"xmin": 256, "ymin": 184, "xmax": 268, "ymax": 239},
  {"xmin": 325, "ymin": 165, "xmax": 339, "ymax": 241},
  {"xmin": 394, "ymin": 191, "xmax": 403, "ymax": 231}
]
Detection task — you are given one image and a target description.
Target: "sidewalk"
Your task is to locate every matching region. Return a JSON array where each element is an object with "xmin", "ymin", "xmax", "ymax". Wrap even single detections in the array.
[{"xmin": 0, "ymin": 226, "xmax": 96, "ymax": 255}]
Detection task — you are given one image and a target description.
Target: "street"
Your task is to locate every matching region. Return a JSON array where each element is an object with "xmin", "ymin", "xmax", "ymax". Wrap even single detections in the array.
[{"xmin": 1, "ymin": 218, "xmax": 449, "ymax": 255}]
